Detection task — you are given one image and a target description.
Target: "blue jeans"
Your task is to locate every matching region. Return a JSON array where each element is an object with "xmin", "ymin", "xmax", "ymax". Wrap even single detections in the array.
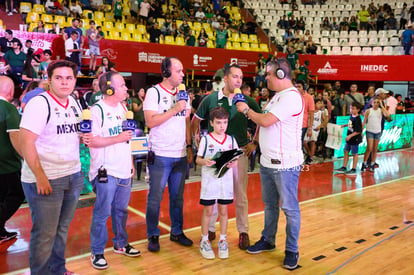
[
  {"xmin": 90, "ymin": 176, "xmax": 131, "ymax": 254},
  {"xmin": 260, "ymin": 165, "xmax": 301, "ymax": 253},
  {"xmin": 146, "ymin": 155, "xmax": 187, "ymax": 237},
  {"xmin": 22, "ymin": 172, "xmax": 83, "ymax": 275}
]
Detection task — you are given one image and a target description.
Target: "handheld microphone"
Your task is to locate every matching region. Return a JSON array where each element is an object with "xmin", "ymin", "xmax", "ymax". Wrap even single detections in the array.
[
  {"xmin": 176, "ymin": 83, "xmax": 188, "ymax": 101},
  {"xmin": 80, "ymin": 109, "xmax": 92, "ymax": 133},
  {"xmin": 232, "ymin": 88, "xmax": 246, "ymax": 105},
  {"xmin": 80, "ymin": 109, "xmax": 92, "ymax": 147},
  {"xmin": 122, "ymin": 111, "xmax": 136, "ymax": 143}
]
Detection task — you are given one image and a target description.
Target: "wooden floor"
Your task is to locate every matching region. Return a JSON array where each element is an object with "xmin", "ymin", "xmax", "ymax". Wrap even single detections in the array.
[
  {"xmin": 14, "ymin": 176, "xmax": 414, "ymax": 275},
  {"xmin": 3, "ymin": 149, "xmax": 414, "ymax": 275}
]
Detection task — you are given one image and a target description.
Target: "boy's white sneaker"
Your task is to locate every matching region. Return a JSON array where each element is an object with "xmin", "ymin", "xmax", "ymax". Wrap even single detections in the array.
[
  {"xmin": 218, "ymin": 239, "xmax": 229, "ymax": 259},
  {"xmin": 200, "ymin": 240, "xmax": 215, "ymax": 259}
]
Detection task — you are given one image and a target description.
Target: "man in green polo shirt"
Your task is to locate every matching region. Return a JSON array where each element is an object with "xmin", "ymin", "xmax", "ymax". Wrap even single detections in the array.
[
  {"xmin": 191, "ymin": 63, "xmax": 261, "ymax": 250},
  {"xmin": 296, "ymin": 60, "xmax": 312, "ymax": 84},
  {"xmin": 0, "ymin": 76, "xmax": 25, "ymax": 243},
  {"xmin": 88, "ymin": 78, "xmax": 103, "ymax": 106}
]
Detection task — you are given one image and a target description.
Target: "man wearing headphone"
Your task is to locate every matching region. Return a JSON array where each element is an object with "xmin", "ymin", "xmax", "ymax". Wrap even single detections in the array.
[
  {"xmin": 143, "ymin": 57, "xmax": 194, "ymax": 252},
  {"xmin": 235, "ymin": 58, "xmax": 303, "ymax": 270},
  {"xmin": 85, "ymin": 71, "xmax": 140, "ymax": 270}
]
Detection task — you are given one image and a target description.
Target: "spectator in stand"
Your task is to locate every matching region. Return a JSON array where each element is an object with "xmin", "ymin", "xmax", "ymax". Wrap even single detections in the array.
[
  {"xmin": 363, "ymin": 85, "xmax": 376, "ymax": 112},
  {"xmin": 321, "ymin": 17, "xmax": 330, "ymax": 30},
  {"xmin": 368, "ymin": 2, "xmax": 377, "ymax": 15},
  {"xmin": 400, "ymin": 3, "xmax": 409, "ymax": 30},
  {"xmin": 45, "ymin": 0, "xmax": 63, "ymax": 15},
  {"xmin": 0, "ymin": 30, "xmax": 19, "ymax": 56},
  {"xmin": 377, "ymin": 6, "xmax": 386, "ymax": 31},
  {"xmin": 87, "ymin": 21, "xmax": 102, "ymax": 76},
  {"xmin": 283, "ymin": 28, "xmax": 295, "ymax": 44},
  {"xmin": 322, "ymin": 89, "xmax": 332, "ymax": 121},
  {"xmin": 140, "ymin": 0, "xmax": 153, "ymax": 25},
  {"xmin": 255, "ymin": 56, "xmax": 266, "ymax": 89},
  {"xmin": 4, "ymin": 40, "xmax": 26, "ymax": 86},
  {"xmin": 197, "ymin": 28, "xmax": 209, "ymax": 47},
  {"xmin": 64, "ymin": 18, "xmax": 84, "ymax": 75},
  {"xmin": 331, "ymin": 17, "xmax": 339, "ymax": 31},
  {"xmin": 186, "ymin": 30, "xmax": 196, "ymax": 46},
  {"xmin": 113, "ymin": 0, "xmax": 123, "ymax": 22},
  {"xmin": 33, "ymin": 21, "xmax": 46, "ymax": 33},
  {"xmin": 349, "ymin": 16, "xmax": 358, "ymax": 32},
  {"xmin": 97, "ymin": 26, "xmax": 105, "ymax": 38},
  {"xmin": 278, "ymin": 15, "xmax": 290, "ymax": 29},
  {"xmin": 211, "ymin": 16, "xmax": 221, "ymax": 31},
  {"xmin": 358, "ymin": 5, "xmax": 370, "ymax": 30},
  {"xmin": 343, "ymin": 84, "xmax": 364, "ymax": 116},
  {"xmin": 296, "ymin": 60, "xmax": 311, "ymax": 85},
  {"xmin": 385, "ymin": 13, "xmax": 397, "ymax": 30},
  {"xmin": 339, "ymin": 17, "xmax": 349, "ymax": 31},
  {"xmin": 0, "ymin": 54, "xmax": 9, "ymax": 76},
  {"xmin": 216, "ymin": 24, "xmax": 228, "ymax": 48},
  {"xmin": 367, "ymin": 13, "xmax": 377, "ymax": 32},
  {"xmin": 286, "ymin": 47, "xmax": 299, "ymax": 76},
  {"xmin": 22, "ymin": 40, "xmax": 33, "ymax": 55},
  {"xmin": 303, "ymin": 98, "xmax": 326, "ymax": 164},
  {"xmin": 396, "ymin": 94, "xmax": 405, "ymax": 114},
  {"xmin": 288, "ymin": 15, "xmax": 297, "ymax": 30},
  {"xmin": 70, "ymin": 1, "xmax": 83, "ymax": 18},
  {"xmin": 87, "ymin": 79, "xmax": 102, "ymax": 106},
  {"xmin": 5, "ymin": 0, "xmax": 18, "ymax": 15},
  {"xmin": 96, "ymin": 56, "xmax": 117, "ymax": 77},
  {"xmin": 256, "ymin": 88, "xmax": 270, "ymax": 110},
  {"xmin": 195, "ymin": 7, "xmax": 206, "ymax": 21},
  {"xmin": 305, "ymin": 36, "xmax": 317, "ymax": 54},
  {"xmin": 296, "ymin": 80, "xmax": 314, "ymax": 143},
  {"xmin": 297, "ymin": 16, "xmax": 306, "ymax": 31},
  {"xmin": 91, "ymin": 0, "xmax": 105, "ymax": 12},
  {"xmin": 179, "ymin": 19, "xmax": 192, "ymax": 38},
  {"xmin": 65, "ymin": 31, "xmax": 82, "ymax": 76},
  {"xmin": 148, "ymin": 23, "xmax": 163, "ymax": 43},
  {"xmin": 132, "ymin": 88, "xmax": 146, "ymax": 130},
  {"xmin": 129, "ymin": 0, "xmax": 139, "ymax": 23},
  {"xmin": 21, "ymin": 53, "xmax": 41, "ymax": 90},
  {"xmin": 79, "ymin": 0, "xmax": 92, "ymax": 10},
  {"xmin": 21, "ymin": 80, "xmax": 49, "ymax": 111},
  {"xmin": 401, "ymin": 24, "xmax": 414, "ymax": 55},
  {"xmin": 330, "ymin": 89, "xmax": 343, "ymax": 123}
]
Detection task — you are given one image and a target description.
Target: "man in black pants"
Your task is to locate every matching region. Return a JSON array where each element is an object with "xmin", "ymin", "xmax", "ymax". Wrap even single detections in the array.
[{"xmin": 0, "ymin": 76, "xmax": 25, "ymax": 243}]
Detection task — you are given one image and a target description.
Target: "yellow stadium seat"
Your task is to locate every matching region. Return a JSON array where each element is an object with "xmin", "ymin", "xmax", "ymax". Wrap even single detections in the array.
[
  {"xmin": 115, "ymin": 22, "xmax": 124, "ymax": 32},
  {"xmin": 193, "ymin": 22, "xmax": 201, "ymax": 32},
  {"xmin": 83, "ymin": 9, "xmax": 94, "ymax": 20},
  {"xmin": 40, "ymin": 13, "xmax": 54, "ymax": 24},
  {"xmin": 32, "ymin": 4, "xmax": 45, "ymax": 14},
  {"xmin": 158, "ymin": 36, "xmax": 164, "ymax": 44},
  {"xmin": 44, "ymin": 23, "xmax": 53, "ymax": 30},
  {"xmin": 121, "ymin": 32, "xmax": 131, "ymax": 41},
  {"xmin": 125, "ymin": 23, "xmax": 136, "ymax": 33},
  {"xmin": 241, "ymin": 42, "xmax": 250, "ymax": 51},
  {"xmin": 231, "ymin": 6, "xmax": 240, "ymax": 14},
  {"xmin": 132, "ymin": 32, "xmax": 142, "ymax": 41},
  {"xmin": 233, "ymin": 13, "xmax": 241, "ymax": 21},
  {"xmin": 250, "ymin": 43, "xmax": 259, "ymax": 51},
  {"xmin": 161, "ymin": 4, "xmax": 167, "ymax": 13},
  {"xmin": 207, "ymin": 40, "xmax": 215, "ymax": 48},
  {"xmin": 28, "ymin": 22, "xmax": 36, "ymax": 32},
  {"xmin": 260, "ymin": 43, "xmax": 269, "ymax": 52},
  {"xmin": 249, "ymin": 34, "xmax": 258, "ymax": 43},
  {"xmin": 225, "ymin": 41, "xmax": 233, "ymax": 49},
  {"xmin": 103, "ymin": 21, "xmax": 114, "ymax": 31},
  {"xmin": 232, "ymin": 42, "xmax": 241, "ymax": 50},
  {"xmin": 104, "ymin": 4, "xmax": 112, "ymax": 12},
  {"xmin": 94, "ymin": 11, "xmax": 105, "ymax": 21},
  {"xmin": 240, "ymin": 33, "xmax": 248, "ymax": 42},
  {"xmin": 141, "ymin": 35, "xmax": 149, "ymax": 43},
  {"xmin": 164, "ymin": 35, "xmax": 175, "ymax": 45},
  {"xmin": 82, "ymin": 20, "xmax": 89, "ymax": 28},
  {"xmin": 175, "ymin": 36, "xmax": 185, "ymax": 45},
  {"xmin": 157, "ymin": 18, "xmax": 165, "ymax": 26},
  {"xmin": 231, "ymin": 33, "xmax": 240, "ymax": 42},
  {"xmin": 136, "ymin": 24, "xmax": 146, "ymax": 34},
  {"xmin": 20, "ymin": 2, "xmax": 32, "ymax": 13},
  {"xmin": 176, "ymin": 20, "xmax": 183, "ymax": 27},
  {"xmin": 54, "ymin": 15, "xmax": 66, "ymax": 27},
  {"xmin": 109, "ymin": 31, "xmax": 121, "ymax": 40},
  {"xmin": 206, "ymin": 30, "xmax": 214, "ymax": 38},
  {"xmin": 122, "ymin": 6, "xmax": 130, "ymax": 16},
  {"xmin": 26, "ymin": 12, "xmax": 39, "ymax": 24}
]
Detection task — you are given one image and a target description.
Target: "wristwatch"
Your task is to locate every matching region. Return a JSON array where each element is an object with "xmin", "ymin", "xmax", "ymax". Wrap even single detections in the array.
[{"xmin": 243, "ymin": 107, "xmax": 250, "ymax": 115}]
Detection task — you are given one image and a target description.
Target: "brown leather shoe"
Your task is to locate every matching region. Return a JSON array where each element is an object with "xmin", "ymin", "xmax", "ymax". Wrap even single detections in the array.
[
  {"xmin": 239, "ymin": 232, "xmax": 250, "ymax": 250},
  {"xmin": 208, "ymin": 231, "xmax": 216, "ymax": 241}
]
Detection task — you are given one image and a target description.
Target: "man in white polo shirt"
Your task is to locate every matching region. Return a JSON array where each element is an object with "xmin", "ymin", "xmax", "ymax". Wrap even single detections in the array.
[{"xmin": 235, "ymin": 58, "xmax": 304, "ymax": 270}]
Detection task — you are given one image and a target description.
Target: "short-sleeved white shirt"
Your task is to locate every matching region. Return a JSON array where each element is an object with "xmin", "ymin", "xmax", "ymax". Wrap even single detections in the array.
[
  {"xmin": 139, "ymin": 2, "xmax": 150, "ymax": 17},
  {"xmin": 197, "ymin": 133, "xmax": 238, "ymax": 200},
  {"xmin": 88, "ymin": 100, "xmax": 132, "ymax": 180},
  {"xmin": 143, "ymin": 84, "xmax": 190, "ymax": 158},
  {"xmin": 20, "ymin": 91, "xmax": 82, "ymax": 182},
  {"xmin": 260, "ymin": 88, "xmax": 304, "ymax": 169}
]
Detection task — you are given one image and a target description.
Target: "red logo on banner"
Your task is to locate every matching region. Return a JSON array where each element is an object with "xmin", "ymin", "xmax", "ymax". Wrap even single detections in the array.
[{"xmin": 101, "ymin": 48, "xmax": 118, "ymax": 60}]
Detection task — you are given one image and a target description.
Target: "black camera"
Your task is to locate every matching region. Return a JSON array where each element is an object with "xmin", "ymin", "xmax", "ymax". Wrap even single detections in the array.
[{"xmin": 98, "ymin": 166, "xmax": 108, "ymax": 183}]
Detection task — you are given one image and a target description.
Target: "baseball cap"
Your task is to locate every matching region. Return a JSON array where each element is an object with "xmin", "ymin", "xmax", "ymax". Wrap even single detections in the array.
[{"xmin": 375, "ymin": 88, "xmax": 389, "ymax": 96}]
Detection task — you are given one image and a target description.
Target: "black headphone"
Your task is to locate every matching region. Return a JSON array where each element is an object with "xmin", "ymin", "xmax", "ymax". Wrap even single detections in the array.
[
  {"xmin": 275, "ymin": 58, "xmax": 287, "ymax": 80},
  {"xmin": 105, "ymin": 72, "xmax": 115, "ymax": 96},
  {"xmin": 161, "ymin": 57, "xmax": 172, "ymax": 78}
]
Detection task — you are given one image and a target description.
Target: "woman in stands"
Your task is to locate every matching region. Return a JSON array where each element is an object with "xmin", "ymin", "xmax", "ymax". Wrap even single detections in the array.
[
  {"xmin": 33, "ymin": 20, "xmax": 46, "ymax": 33},
  {"xmin": 197, "ymin": 28, "xmax": 209, "ymax": 47},
  {"xmin": 96, "ymin": 56, "xmax": 117, "ymax": 77},
  {"xmin": 349, "ymin": 16, "xmax": 358, "ymax": 32},
  {"xmin": 306, "ymin": 36, "xmax": 317, "ymax": 54}
]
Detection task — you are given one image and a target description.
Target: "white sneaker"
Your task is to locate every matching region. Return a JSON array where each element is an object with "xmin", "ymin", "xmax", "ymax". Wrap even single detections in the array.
[
  {"xmin": 218, "ymin": 239, "xmax": 229, "ymax": 259},
  {"xmin": 8, "ymin": 12, "xmax": 13, "ymax": 16},
  {"xmin": 12, "ymin": 8, "xmax": 17, "ymax": 13},
  {"xmin": 200, "ymin": 240, "xmax": 215, "ymax": 259}
]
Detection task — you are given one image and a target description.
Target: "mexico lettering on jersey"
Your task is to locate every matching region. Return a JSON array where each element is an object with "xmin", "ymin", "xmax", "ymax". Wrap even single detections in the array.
[{"xmin": 20, "ymin": 91, "xmax": 82, "ymax": 182}]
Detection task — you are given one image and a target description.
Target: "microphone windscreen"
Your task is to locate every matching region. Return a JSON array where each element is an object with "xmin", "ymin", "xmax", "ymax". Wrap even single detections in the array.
[
  {"xmin": 234, "ymin": 88, "xmax": 241, "ymax": 94},
  {"xmin": 178, "ymin": 83, "xmax": 186, "ymax": 91},
  {"xmin": 82, "ymin": 109, "xmax": 92, "ymax": 120},
  {"xmin": 126, "ymin": 110, "xmax": 134, "ymax": 120}
]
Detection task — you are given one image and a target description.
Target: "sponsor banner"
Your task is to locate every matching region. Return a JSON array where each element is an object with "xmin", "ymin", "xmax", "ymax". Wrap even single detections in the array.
[
  {"xmin": 334, "ymin": 114, "xmax": 414, "ymax": 158},
  {"xmin": 0, "ymin": 30, "xmax": 58, "ymax": 52}
]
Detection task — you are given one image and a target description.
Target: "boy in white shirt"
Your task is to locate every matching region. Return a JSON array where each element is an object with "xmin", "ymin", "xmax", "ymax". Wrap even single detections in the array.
[
  {"xmin": 304, "ymin": 98, "xmax": 326, "ymax": 164},
  {"xmin": 196, "ymin": 107, "xmax": 238, "ymax": 260}
]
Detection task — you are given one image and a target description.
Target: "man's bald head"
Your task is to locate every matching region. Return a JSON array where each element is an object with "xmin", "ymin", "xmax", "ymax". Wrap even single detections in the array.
[{"xmin": 0, "ymin": 76, "xmax": 15, "ymax": 102}]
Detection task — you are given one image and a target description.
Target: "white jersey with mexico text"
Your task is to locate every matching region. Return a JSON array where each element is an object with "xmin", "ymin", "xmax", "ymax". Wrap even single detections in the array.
[
  {"xmin": 197, "ymin": 133, "xmax": 238, "ymax": 200},
  {"xmin": 143, "ymin": 83, "xmax": 191, "ymax": 158},
  {"xmin": 88, "ymin": 100, "xmax": 132, "ymax": 180},
  {"xmin": 260, "ymin": 87, "xmax": 304, "ymax": 169},
  {"xmin": 20, "ymin": 91, "xmax": 82, "ymax": 182}
]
